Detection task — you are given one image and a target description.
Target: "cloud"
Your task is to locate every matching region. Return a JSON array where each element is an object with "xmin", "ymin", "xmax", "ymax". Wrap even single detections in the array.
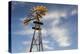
[
  {"xmin": 43, "ymin": 10, "xmax": 67, "ymax": 20},
  {"xmin": 13, "ymin": 26, "xmax": 47, "ymax": 38},
  {"xmin": 22, "ymin": 41, "xmax": 31, "ymax": 52},
  {"xmin": 42, "ymin": 10, "xmax": 68, "ymax": 27},
  {"xmin": 22, "ymin": 39, "xmax": 54, "ymax": 51},
  {"xmin": 43, "ymin": 8, "xmax": 77, "ymax": 23},
  {"xmin": 22, "ymin": 41, "xmax": 31, "ymax": 45},
  {"xmin": 22, "ymin": 40, "xmax": 51, "ymax": 45},
  {"xmin": 20, "ymin": 17, "xmax": 27, "ymax": 22},
  {"xmin": 43, "ymin": 44, "xmax": 53, "ymax": 50},
  {"xmin": 45, "ymin": 15, "xmax": 71, "ymax": 47},
  {"xmin": 41, "ymin": 28, "xmax": 47, "ymax": 37},
  {"xmin": 13, "ymin": 29, "xmax": 33, "ymax": 35},
  {"xmin": 70, "ymin": 9, "xmax": 77, "ymax": 15},
  {"xmin": 49, "ymin": 27, "xmax": 71, "ymax": 47},
  {"xmin": 43, "ymin": 40, "xmax": 54, "ymax": 50},
  {"xmin": 42, "ymin": 10, "xmax": 72, "ymax": 47},
  {"xmin": 42, "ymin": 40, "xmax": 50, "ymax": 44}
]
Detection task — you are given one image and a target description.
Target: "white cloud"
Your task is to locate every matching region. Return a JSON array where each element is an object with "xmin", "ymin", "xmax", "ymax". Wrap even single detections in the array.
[
  {"xmin": 20, "ymin": 17, "xmax": 27, "ymax": 22},
  {"xmin": 13, "ymin": 29, "xmax": 33, "ymax": 35},
  {"xmin": 42, "ymin": 10, "xmax": 68, "ymax": 27},
  {"xmin": 49, "ymin": 27, "xmax": 71, "ymax": 47},
  {"xmin": 22, "ymin": 39, "xmax": 54, "ymax": 51},
  {"xmin": 70, "ymin": 9, "xmax": 77, "ymax": 15},
  {"xmin": 22, "ymin": 41, "xmax": 31, "ymax": 52},
  {"xmin": 22, "ymin": 41, "xmax": 31, "ymax": 45},
  {"xmin": 13, "ymin": 26, "xmax": 47, "ymax": 37},
  {"xmin": 41, "ymin": 29, "xmax": 47, "ymax": 37},
  {"xmin": 42, "ymin": 10, "xmax": 72, "ymax": 47},
  {"xmin": 22, "ymin": 39, "xmax": 51, "ymax": 45},
  {"xmin": 42, "ymin": 40, "xmax": 50, "ymax": 44},
  {"xmin": 43, "ymin": 10, "xmax": 67, "ymax": 20},
  {"xmin": 43, "ymin": 40, "xmax": 54, "ymax": 50},
  {"xmin": 43, "ymin": 44, "xmax": 53, "ymax": 50}
]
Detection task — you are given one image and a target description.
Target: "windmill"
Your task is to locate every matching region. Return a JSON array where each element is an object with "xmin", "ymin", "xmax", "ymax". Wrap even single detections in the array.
[{"xmin": 23, "ymin": 6, "xmax": 47, "ymax": 52}]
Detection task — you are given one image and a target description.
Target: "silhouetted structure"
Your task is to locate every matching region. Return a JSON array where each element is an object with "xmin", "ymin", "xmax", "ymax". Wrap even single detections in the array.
[{"xmin": 23, "ymin": 6, "xmax": 47, "ymax": 52}]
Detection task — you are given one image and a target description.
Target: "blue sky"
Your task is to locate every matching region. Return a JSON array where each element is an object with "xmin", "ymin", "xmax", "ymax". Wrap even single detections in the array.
[{"xmin": 11, "ymin": 1, "xmax": 78, "ymax": 53}]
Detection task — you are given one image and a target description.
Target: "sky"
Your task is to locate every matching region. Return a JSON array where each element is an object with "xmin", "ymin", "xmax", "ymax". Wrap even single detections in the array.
[{"xmin": 10, "ymin": 1, "xmax": 78, "ymax": 53}]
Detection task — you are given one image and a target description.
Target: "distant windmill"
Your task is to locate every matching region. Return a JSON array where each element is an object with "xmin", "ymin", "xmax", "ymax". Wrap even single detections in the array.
[{"xmin": 23, "ymin": 6, "xmax": 47, "ymax": 52}]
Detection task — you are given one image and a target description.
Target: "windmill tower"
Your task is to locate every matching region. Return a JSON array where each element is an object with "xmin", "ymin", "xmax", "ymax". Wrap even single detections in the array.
[{"xmin": 23, "ymin": 6, "xmax": 47, "ymax": 52}]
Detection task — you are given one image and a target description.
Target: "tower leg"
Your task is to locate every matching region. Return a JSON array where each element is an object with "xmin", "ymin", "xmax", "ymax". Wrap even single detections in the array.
[
  {"xmin": 29, "ymin": 30, "xmax": 36, "ymax": 52},
  {"xmin": 38, "ymin": 30, "xmax": 43, "ymax": 51},
  {"xmin": 29, "ymin": 29, "xmax": 43, "ymax": 52}
]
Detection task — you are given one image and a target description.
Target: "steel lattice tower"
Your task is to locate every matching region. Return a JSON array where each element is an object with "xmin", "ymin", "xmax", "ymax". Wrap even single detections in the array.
[
  {"xmin": 23, "ymin": 6, "xmax": 47, "ymax": 52},
  {"xmin": 30, "ymin": 15, "xmax": 43, "ymax": 52}
]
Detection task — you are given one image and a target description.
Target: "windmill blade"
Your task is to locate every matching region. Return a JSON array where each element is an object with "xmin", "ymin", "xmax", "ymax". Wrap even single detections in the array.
[
  {"xmin": 23, "ymin": 18, "xmax": 35, "ymax": 25},
  {"xmin": 24, "ymin": 18, "xmax": 32, "ymax": 25}
]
